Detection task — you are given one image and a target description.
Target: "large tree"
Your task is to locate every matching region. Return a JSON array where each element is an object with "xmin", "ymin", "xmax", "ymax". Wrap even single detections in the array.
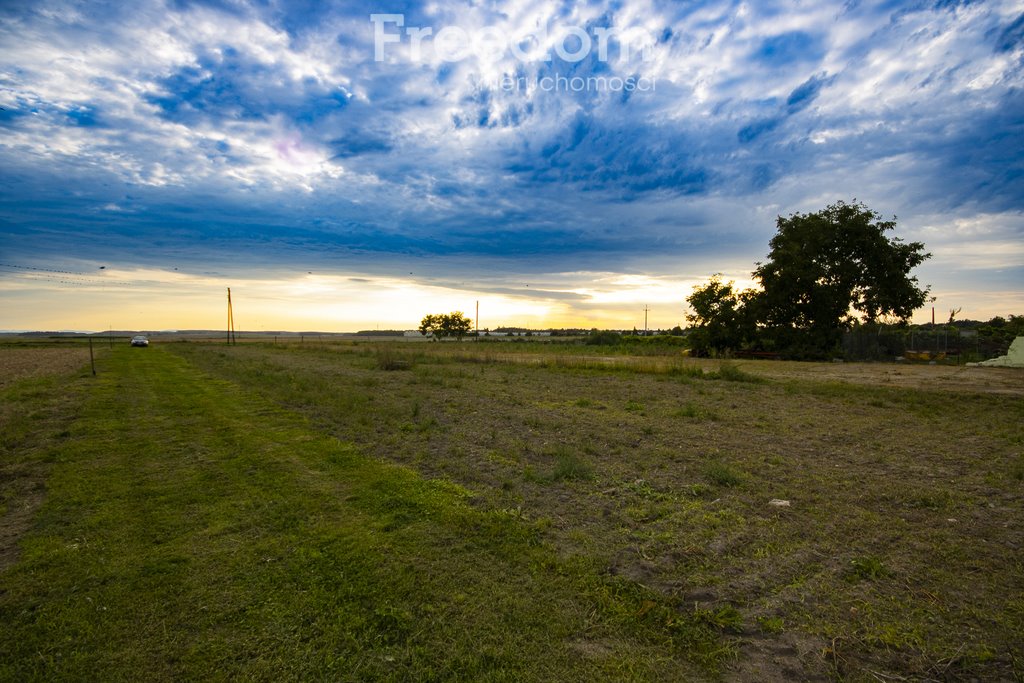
[
  {"xmin": 752, "ymin": 200, "xmax": 930, "ymax": 355},
  {"xmin": 685, "ymin": 275, "xmax": 756, "ymax": 356}
]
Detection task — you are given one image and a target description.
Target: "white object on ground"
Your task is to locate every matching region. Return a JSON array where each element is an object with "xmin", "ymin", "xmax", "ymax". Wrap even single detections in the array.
[{"xmin": 970, "ymin": 336, "xmax": 1024, "ymax": 368}]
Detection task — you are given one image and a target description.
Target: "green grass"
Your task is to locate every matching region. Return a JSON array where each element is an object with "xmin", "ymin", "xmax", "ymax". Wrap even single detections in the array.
[
  {"xmin": 674, "ymin": 402, "xmax": 719, "ymax": 421},
  {"xmin": 708, "ymin": 362, "xmax": 762, "ymax": 383},
  {"xmin": 847, "ymin": 556, "xmax": 891, "ymax": 582},
  {"xmin": 701, "ymin": 462, "xmax": 744, "ymax": 488},
  {"xmin": 5, "ymin": 339, "xmax": 1024, "ymax": 681},
  {"xmin": 0, "ymin": 346, "xmax": 723, "ymax": 681},
  {"xmin": 549, "ymin": 449, "xmax": 596, "ymax": 482}
]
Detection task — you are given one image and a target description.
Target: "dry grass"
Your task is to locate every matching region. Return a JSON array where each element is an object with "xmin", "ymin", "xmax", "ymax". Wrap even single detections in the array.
[
  {"xmin": 0, "ymin": 347, "xmax": 91, "ymax": 391},
  {"xmin": 170, "ymin": 341, "xmax": 1024, "ymax": 681}
]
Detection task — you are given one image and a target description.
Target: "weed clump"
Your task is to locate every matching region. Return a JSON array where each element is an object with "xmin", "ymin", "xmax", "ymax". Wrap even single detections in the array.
[
  {"xmin": 1010, "ymin": 456, "xmax": 1024, "ymax": 481},
  {"xmin": 549, "ymin": 449, "xmax": 595, "ymax": 482},
  {"xmin": 702, "ymin": 461, "xmax": 744, "ymax": 487},
  {"xmin": 694, "ymin": 604, "xmax": 744, "ymax": 632},
  {"xmin": 675, "ymin": 402, "xmax": 719, "ymax": 421},
  {"xmin": 847, "ymin": 555, "xmax": 890, "ymax": 581},
  {"xmin": 375, "ymin": 345, "xmax": 412, "ymax": 371}
]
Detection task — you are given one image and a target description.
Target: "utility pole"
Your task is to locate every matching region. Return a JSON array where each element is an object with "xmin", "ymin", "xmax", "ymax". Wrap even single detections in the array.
[
  {"xmin": 476, "ymin": 300, "xmax": 479, "ymax": 339},
  {"xmin": 227, "ymin": 287, "xmax": 236, "ymax": 345},
  {"xmin": 643, "ymin": 305, "xmax": 650, "ymax": 336}
]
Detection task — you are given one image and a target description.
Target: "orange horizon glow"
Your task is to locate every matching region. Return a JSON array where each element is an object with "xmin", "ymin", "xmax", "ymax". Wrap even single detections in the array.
[{"xmin": 2, "ymin": 266, "xmax": 1020, "ymax": 333}]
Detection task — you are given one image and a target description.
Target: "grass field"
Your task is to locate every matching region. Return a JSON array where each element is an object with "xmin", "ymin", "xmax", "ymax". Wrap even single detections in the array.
[{"xmin": 1, "ymin": 340, "xmax": 1022, "ymax": 681}]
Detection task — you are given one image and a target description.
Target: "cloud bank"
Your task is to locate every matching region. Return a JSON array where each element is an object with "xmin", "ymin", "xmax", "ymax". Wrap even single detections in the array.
[{"xmin": 1, "ymin": 0, "xmax": 1022, "ymax": 328}]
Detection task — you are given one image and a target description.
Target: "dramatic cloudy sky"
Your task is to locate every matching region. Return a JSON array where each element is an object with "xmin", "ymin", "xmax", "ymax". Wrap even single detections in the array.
[{"xmin": 1, "ymin": 0, "xmax": 1022, "ymax": 331}]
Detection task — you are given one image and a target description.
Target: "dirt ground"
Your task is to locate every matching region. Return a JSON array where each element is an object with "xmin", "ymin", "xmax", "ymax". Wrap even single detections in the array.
[{"xmin": 735, "ymin": 358, "xmax": 1024, "ymax": 396}]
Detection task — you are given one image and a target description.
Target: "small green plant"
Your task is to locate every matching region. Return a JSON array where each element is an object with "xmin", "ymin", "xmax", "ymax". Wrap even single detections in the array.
[
  {"xmin": 694, "ymin": 604, "xmax": 744, "ymax": 632},
  {"xmin": 757, "ymin": 616, "xmax": 785, "ymax": 634},
  {"xmin": 685, "ymin": 483, "xmax": 714, "ymax": 498},
  {"xmin": 625, "ymin": 400, "xmax": 645, "ymax": 412},
  {"xmin": 847, "ymin": 555, "xmax": 890, "ymax": 581},
  {"xmin": 522, "ymin": 464, "xmax": 543, "ymax": 483},
  {"xmin": 905, "ymin": 489, "xmax": 954, "ymax": 510},
  {"xmin": 550, "ymin": 450, "xmax": 595, "ymax": 482},
  {"xmin": 1011, "ymin": 455, "xmax": 1024, "ymax": 481},
  {"xmin": 702, "ymin": 461, "xmax": 744, "ymax": 487},
  {"xmin": 675, "ymin": 402, "xmax": 719, "ymax": 421}
]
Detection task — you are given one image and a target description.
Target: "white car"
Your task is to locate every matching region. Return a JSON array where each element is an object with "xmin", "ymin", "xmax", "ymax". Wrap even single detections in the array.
[{"xmin": 130, "ymin": 335, "xmax": 149, "ymax": 347}]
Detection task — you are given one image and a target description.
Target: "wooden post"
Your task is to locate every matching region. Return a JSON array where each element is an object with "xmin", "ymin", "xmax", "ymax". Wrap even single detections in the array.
[{"xmin": 89, "ymin": 337, "xmax": 96, "ymax": 376}]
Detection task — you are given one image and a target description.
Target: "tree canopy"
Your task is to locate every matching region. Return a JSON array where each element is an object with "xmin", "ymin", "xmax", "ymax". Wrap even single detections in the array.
[
  {"xmin": 684, "ymin": 276, "xmax": 755, "ymax": 355},
  {"xmin": 686, "ymin": 201, "xmax": 931, "ymax": 357},
  {"xmin": 419, "ymin": 312, "xmax": 473, "ymax": 340}
]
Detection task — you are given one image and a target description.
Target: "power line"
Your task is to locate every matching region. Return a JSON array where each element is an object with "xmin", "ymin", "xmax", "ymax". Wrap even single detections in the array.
[
  {"xmin": 0, "ymin": 265, "xmax": 133, "ymax": 287},
  {"xmin": 0, "ymin": 262, "xmax": 93, "ymax": 276}
]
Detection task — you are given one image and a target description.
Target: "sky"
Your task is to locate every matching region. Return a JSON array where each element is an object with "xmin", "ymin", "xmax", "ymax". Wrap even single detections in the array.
[{"xmin": 1, "ymin": 0, "xmax": 1022, "ymax": 332}]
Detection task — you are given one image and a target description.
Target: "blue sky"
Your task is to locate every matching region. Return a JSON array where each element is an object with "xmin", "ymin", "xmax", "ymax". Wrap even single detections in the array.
[{"xmin": 1, "ymin": 0, "xmax": 1022, "ymax": 331}]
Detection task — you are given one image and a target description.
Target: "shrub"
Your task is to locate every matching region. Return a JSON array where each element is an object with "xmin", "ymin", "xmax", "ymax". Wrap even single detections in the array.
[
  {"xmin": 585, "ymin": 330, "xmax": 622, "ymax": 346},
  {"xmin": 375, "ymin": 345, "xmax": 412, "ymax": 371}
]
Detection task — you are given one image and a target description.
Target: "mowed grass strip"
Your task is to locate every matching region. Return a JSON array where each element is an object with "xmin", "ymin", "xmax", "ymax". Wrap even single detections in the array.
[
  {"xmin": 1, "ymin": 350, "xmax": 99, "ymax": 571},
  {"xmin": 168, "ymin": 341, "xmax": 1024, "ymax": 680},
  {"xmin": 0, "ymin": 346, "xmax": 724, "ymax": 681}
]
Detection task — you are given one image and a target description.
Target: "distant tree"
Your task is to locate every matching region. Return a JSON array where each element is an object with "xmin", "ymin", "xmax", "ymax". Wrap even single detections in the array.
[
  {"xmin": 752, "ymin": 201, "xmax": 930, "ymax": 356},
  {"xmin": 419, "ymin": 312, "xmax": 472, "ymax": 340}
]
